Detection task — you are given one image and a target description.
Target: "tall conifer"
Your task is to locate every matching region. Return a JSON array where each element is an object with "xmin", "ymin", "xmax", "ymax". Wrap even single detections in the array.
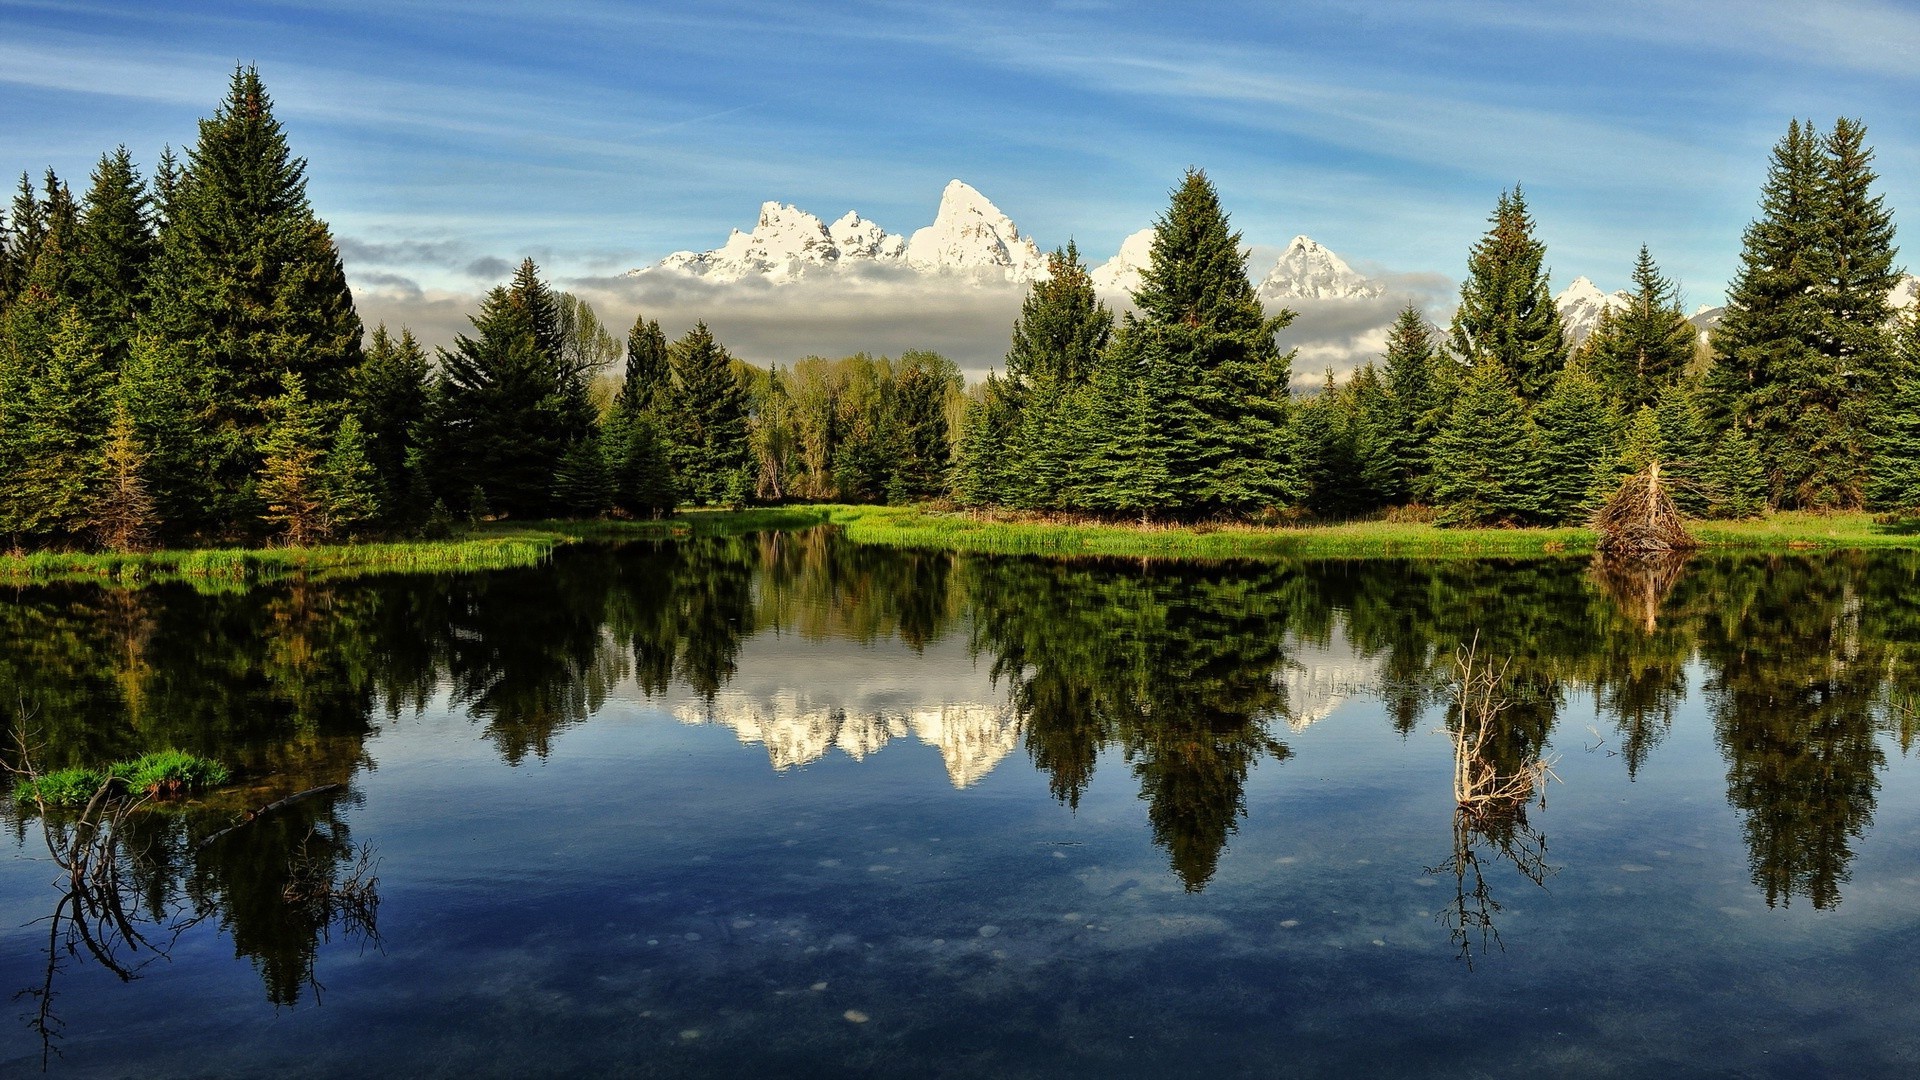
[
  {"xmin": 1449, "ymin": 187, "xmax": 1566, "ymax": 403},
  {"xmin": 1583, "ymin": 246, "xmax": 1694, "ymax": 410}
]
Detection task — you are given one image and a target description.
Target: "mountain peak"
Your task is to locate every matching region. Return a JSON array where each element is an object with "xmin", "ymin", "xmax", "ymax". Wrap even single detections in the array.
[
  {"xmin": 907, "ymin": 180, "xmax": 1047, "ymax": 281},
  {"xmin": 1259, "ymin": 235, "xmax": 1383, "ymax": 300},
  {"xmin": 1554, "ymin": 276, "xmax": 1631, "ymax": 345}
]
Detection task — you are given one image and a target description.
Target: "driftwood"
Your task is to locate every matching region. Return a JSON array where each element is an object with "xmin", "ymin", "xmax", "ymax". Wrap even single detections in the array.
[
  {"xmin": 196, "ymin": 784, "xmax": 343, "ymax": 850},
  {"xmin": 1592, "ymin": 461, "xmax": 1698, "ymax": 556}
]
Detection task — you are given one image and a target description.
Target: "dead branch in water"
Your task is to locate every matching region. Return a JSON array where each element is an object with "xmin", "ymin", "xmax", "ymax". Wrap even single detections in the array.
[
  {"xmin": 196, "ymin": 783, "xmax": 344, "ymax": 850},
  {"xmin": 1449, "ymin": 639, "xmax": 1559, "ymax": 814}
]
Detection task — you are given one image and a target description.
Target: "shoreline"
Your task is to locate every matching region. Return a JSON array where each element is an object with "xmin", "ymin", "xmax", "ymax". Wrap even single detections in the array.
[{"xmin": 4, "ymin": 505, "xmax": 1913, "ymax": 585}]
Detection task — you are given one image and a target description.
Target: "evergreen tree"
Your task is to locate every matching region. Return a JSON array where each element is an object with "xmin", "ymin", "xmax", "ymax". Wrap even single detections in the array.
[
  {"xmin": 885, "ymin": 350, "xmax": 959, "ymax": 502},
  {"xmin": 551, "ymin": 436, "xmax": 613, "ymax": 517},
  {"xmin": 320, "ymin": 415, "xmax": 381, "ymax": 535},
  {"xmin": 1531, "ymin": 361, "xmax": 1620, "ymax": 525},
  {"xmin": 615, "ymin": 315, "xmax": 672, "ymax": 419},
  {"xmin": 954, "ymin": 377, "xmax": 1017, "ymax": 508},
  {"xmin": 145, "ymin": 66, "xmax": 363, "ymax": 529},
  {"xmin": 1583, "ymin": 245, "xmax": 1694, "ymax": 410},
  {"xmin": 117, "ymin": 334, "xmax": 201, "ymax": 538},
  {"xmin": 69, "ymin": 147, "xmax": 158, "ymax": 370},
  {"xmin": 1428, "ymin": 362, "xmax": 1540, "ymax": 526},
  {"xmin": 429, "ymin": 261, "xmax": 582, "ymax": 517},
  {"xmin": 8, "ymin": 308, "xmax": 110, "ymax": 542},
  {"xmin": 1652, "ymin": 383, "xmax": 1711, "ymax": 514},
  {"xmin": 354, "ymin": 324, "xmax": 430, "ymax": 520},
  {"xmin": 1379, "ymin": 305, "xmax": 1441, "ymax": 503},
  {"xmin": 1705, "ymin": 427, "xmax": 1769, "ymax": 519},
  {"xmin": 607, "ymin": 412, "xmax": 676, "ymax": 518},
  {"xmin": 92, "ymin": 398, "xmax": 158, "ymax": 552},
  {"xmin": 664, "ymin": 322, "xmax": 751, "ymax": 505},
  {"xmin": 1003, "ymin": 243, "xmax": 1112, "ymax": 508},
  {"xmin": 1449, "ymin": 187, "xmax": 1566, "ymax": 403},
  {"xmin": 257, "ymin": 373, "xmax": 328, "ymax": 546},
  {"xmin": 1708, "ymin": 118, "xmax": 1900, "ymax": 509},
  {"xmin": 1868, "ymin": 309, "xmax": 1920, "ymax": 513},
  {"xmin": 1076, "ymin": 324, "xmax": 1181, "ymax": 520},
  {"xmin": 1121, "ymin": 169, "xmax": 1300, "ymax": 514}
]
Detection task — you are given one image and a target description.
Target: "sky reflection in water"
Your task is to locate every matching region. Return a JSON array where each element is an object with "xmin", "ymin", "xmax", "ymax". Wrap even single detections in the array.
[{"xmin": 5, "ymin": 531, "xmax": 1920, "ymax": 1077}]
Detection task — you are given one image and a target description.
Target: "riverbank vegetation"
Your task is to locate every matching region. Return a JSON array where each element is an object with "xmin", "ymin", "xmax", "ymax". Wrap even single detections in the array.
[
  {"xmin": 1, "ymin": 68, "xmax": 1914, "ymax": 558},
  {"xmin": 13, "ymin": 749, "xmax": 231, "ymax": 807}
]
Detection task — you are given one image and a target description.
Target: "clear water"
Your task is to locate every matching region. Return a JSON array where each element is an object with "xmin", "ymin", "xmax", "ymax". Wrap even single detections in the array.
[{"xmin": 4, "ymin": 530, "xmax": 1920, "ymax": 1077}]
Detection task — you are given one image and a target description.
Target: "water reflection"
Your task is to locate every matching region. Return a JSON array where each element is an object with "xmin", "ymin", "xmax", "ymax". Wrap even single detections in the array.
[{"xmin": 6, "ymin": 534, "xmax": 1920, "ymax": 925}]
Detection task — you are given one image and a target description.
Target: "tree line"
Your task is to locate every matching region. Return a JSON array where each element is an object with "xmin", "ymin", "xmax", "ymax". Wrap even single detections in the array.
[{"xmin": 1, "ymin": 68, "xmax": 1913, "ymax": 549}]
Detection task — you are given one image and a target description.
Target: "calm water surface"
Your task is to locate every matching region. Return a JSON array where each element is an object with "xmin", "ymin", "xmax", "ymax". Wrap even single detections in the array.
[{"xmin": 5, "ymin": 529, "xmax": 1920, "ymax": 1077}]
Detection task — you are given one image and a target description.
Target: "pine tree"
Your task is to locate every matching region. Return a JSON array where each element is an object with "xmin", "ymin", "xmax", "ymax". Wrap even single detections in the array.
[
  {"xmin": 354, "ymin": 324, "xmax": 430, "ymax": 520},
  {"xmin": 614, "ymin": 314, "xmax": 672, "ymax": 419},
  {"xmin": 9, "ymin": 308, "xmax": 110, "ymax": 542},
  {"xmin": 1708, "ymin": 118, "xmax": 1899, "ymax": 510},
  {"xmin": 1868, "ymin": 309, "xmax": 1920, "ymax": 513},
  {"xmin": 1449, "ymin": 187, "xmax": 1566, "ymax": 403},
  {"xmin": 551, "ymin": 435, "xmax": 613, "ymax": 517},
  {"xmin": 1002, "ymin": 243, "xmax": 1112, "ymax": 508},
  {"xmin": 954, "ymin": 377, "xmax": 1017, "ymax": 508},
  {"xmin": 607, "ymin": 412, "xmax": 676, "ymax": 518},
  {"xmin": 117, "ymin": 335, "xmax": 201, "ymax": 539},
  {"xmin": 92, "ymin": 398, "xmax": 158, "ymax": 552},
  {"xmin": 1122, "ymin": 169, "xmax": 1300, "ymax": 514},
  {"xmin": 1378, "ymin": 305, "xmax": 1441, "ymax": 503},
  {"xmin": 1, "ymin": 172, "xmax": 48, "ymax": 309},
  {"xmin": 1531, "ymin": 361, "xmax": 1620, "ymax": 525},
  {"xmin": 1583, "ymin": 245, "xmax": 1695, "ymax": 410},
  {"xmin": 320, "ymin": 415, "xmax": 381, "ymax": 535},
  {"xmin": 664, "ymin": 322, "xmax": 751, "ymax": 505},
  {"xmin": 885, "ymin": 350, "xmax": 958, "ymax": 502},
  {"xmin": 1706, "ymin": 427, "xmax": 1769, "ymax": 519},
  {"xmin": 429, "ymin": 261, "xmax": 581, "ymax": 517},
  {"xmin": 69, "ymin": 147, "xmax": 157, "ymax": 370},
  {"xmin": 1076, "ymin": 323, "xmax": 1181, "ymax": 520},
  {"xmin": 145, "ymin": 66, "xmax": 363, "ymax": 529},
  {"xmin": 1428, "ymin": 362, "xmax": 1540, "ymax": 526},
  {"xmin": 257, "ymin": 373, "xmax": 328, "ymax": 546}
]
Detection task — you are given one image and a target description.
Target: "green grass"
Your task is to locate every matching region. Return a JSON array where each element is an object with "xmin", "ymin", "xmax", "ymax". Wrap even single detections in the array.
[
  {"xmin": 811, "ymin": 505, "xmax": 1920, "ymax": 560},
  {"xmin": 0, "ymin": 534, "xmax": 563, "ymax": 587},
  {"xmin": 13, "ymin": 750, "xmax": 233, "ymax": 807},
  {"xmin": 814, "ymin": 505, "xmax": 1595, "ymax": 559}
]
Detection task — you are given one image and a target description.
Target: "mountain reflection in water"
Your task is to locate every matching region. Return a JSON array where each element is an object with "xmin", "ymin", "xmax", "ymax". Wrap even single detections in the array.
[{"xmin": 5, "ymin": 528, "xmax": 1920, "ymax": 1075}]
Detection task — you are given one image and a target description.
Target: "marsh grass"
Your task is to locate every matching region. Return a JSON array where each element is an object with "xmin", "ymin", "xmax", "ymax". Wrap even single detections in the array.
[
  {"xmin": 0, "ymin": 536, "xmax": 560, "ymax": 587},
  {"xmin": 14, "ymin": 751, "xmax": 233, "ymax": 807}
]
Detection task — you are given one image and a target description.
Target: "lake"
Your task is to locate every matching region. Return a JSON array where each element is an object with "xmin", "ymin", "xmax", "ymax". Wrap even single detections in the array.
[{"xmin": 4, "ymin": 528, "xmax": 1920, "ymax": 1077}]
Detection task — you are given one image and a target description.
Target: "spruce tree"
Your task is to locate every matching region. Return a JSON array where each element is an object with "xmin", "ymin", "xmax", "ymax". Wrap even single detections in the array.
[
  {"xmin": 885, "ymin": 350, "xmax": 958, "ymax": 502},
  {"xmin": 69, "ymin": 147, "xmax": 158, "ymax": 370},
  {"xmin": 1531, "ymin": 361, "xmax": 1620, "ymax": 525},
  {"xmin": 954, "ymin": 377, "xmax": 1017, "ymax": 508},
  {"xmin": 92, "ymin": 398, "xmax": 158, "ymax": 552},
  {"xmin": 614, "ymin": 314, "xmax": 672, "ymax": 419},
  {"xmin": 1868, "ymin": 309, "xmax": 1920, "ymax": 513},
  {"xmin": 320, "ymin": 416, "xmax": 381, "ymax": 535},
  {"xmin": 1706, "ymin": 427, "xmax": 1769, "ymax": 519},
  {"xmin": 1122, "ymin": 169, "xmax": 1300, "ymax": 514},
  {"xmin": 1428, "ymin": 362, "xmax": 1540, "ymax": 526},
  {"xmin": 664, "ymin": 322, "xmax": 751, "ymax": 505},
  {"xmin": 1449, "ymin": 187, "xmax": 1566, "ymax": 403},
  {"xmin": 1583, "ymin": 246, "xmax": 1695, "ymax": 410},
  {"xmin": 1076, "ymin": 323, "xmax": 1181, "ymax": 520},
  {"xmin": 1, "ymin": 173, "xmax": 48, "ymax": 309},
  {"xmin": 355, "ymin": 324, "xmax": 430, "ymax": 520},
  {"xmin": 430, "ymin": 265, "xmax": 576, "ymax": 518},
  {"xmin": 1003, "ymin": 243, "xmax": 1112, "ymax": 508},
  {"xmin": 551, "ymin": 436, "xmax": 614, "ymax": 517},
  {"xmin": 1379, "ymin": 305, "xmax": 1441, "ymax": 503},
  {"xmin": 146, "ymin": 66, "xmax": 363, "ymax": 529},
  {"xmin": 1820, "ymin": 118, "xmax": 1902, "ymax": 401},
  {"xmin": 10, "ymin": 308, "xmax": 110, "ymax": 542},
  {"xmin": 607, "ymin": 412, "xmax": 676, "ymax": 518},
  {"xmin": 257, "ymin": 373, "xmax": 328, "ymax": 546}
]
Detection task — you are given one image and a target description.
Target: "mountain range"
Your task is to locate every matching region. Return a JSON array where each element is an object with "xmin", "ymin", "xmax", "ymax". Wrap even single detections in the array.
[{"xmin": 633, "ymin": 178, "xmax": 1917, "ymax": 352}]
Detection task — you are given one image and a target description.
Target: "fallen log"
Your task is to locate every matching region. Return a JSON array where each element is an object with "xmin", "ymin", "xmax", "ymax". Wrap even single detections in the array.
[{"xmin": 196, "ymin": 783, "xmax": 344, "ymax": 850}]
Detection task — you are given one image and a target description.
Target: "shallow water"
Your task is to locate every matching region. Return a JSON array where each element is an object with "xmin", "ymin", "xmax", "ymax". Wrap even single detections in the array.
[{"xmin": 4, "ymin": 530, "xmax": 1920, "ymax": 1077}]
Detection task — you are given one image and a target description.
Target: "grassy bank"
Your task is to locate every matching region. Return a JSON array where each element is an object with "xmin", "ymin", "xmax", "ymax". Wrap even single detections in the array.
[
  {"xmin": 816, "ymin": 505, "xmax": 1920, "ymax": 559},
  {"xmin": 0, "ymin": 534, "xmax": 564, "ymax": 587},
  {"xmin": 816, "ymin": 505, "xmax": 1595, "ymax": 559}
]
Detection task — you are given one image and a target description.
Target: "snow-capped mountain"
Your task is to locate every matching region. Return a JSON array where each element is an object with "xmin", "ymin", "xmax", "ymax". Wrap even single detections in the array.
[
  {"xmin": 1258, "ymin": 236, "xmax": 1385, "ymax": 301},
  {"xmin": 639, "ymin": 179, "xmax": 1046, "ymax": 284},
  {"xmin": 674, "ymin": 690, "xmax": 1019, "ymax": 788},
  {"xmin": 1554, "ymin": 276, "xmax": 1632, "ymax": 345},
  {"xmin": 1091, "ymin": 227, "xmax": 1155, "ymax": 296}
]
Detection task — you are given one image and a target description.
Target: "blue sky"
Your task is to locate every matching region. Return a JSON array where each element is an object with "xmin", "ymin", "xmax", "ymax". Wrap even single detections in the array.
[{"xmin": 3, "ymin": 0, "xmax": 1917, "ymax": 369}]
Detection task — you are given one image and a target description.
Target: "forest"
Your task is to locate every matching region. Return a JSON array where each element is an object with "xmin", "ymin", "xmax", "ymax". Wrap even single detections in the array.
[{"xmin": 1, "ymin": 68, "xmax": 1914, "ymax": 552}]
